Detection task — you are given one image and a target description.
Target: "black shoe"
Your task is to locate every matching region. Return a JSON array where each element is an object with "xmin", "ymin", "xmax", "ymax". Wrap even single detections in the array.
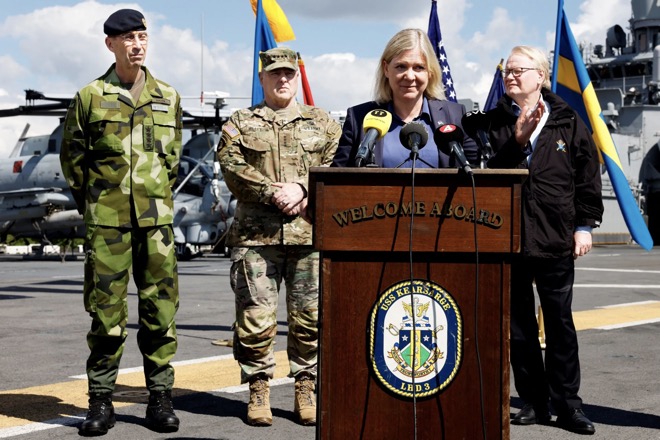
[
  {"xmin": 511, "ymin": 403, "xmax": 551, "ymax": 425},
  {"xmin": 556, "ymin": 408, "xmax": 595, "ymax": 435},
  {"xmin": 79, "ymin": 393, "xmax": 116, "ymax": 437},
  {"xmin": 146, "ymin": 390, "xmax": 180, "ymax": 433}
]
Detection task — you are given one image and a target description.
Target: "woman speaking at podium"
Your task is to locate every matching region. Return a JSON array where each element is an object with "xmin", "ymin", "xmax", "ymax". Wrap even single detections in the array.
[{"xmin": 331, "ymin": 28, "xmax": 476, "ymax": 168}]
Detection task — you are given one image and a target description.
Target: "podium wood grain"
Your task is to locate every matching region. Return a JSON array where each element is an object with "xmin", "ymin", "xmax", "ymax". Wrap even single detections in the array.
[{"xmin": 310, "ymin": 168, "xmax": 526, "ymax": 440}]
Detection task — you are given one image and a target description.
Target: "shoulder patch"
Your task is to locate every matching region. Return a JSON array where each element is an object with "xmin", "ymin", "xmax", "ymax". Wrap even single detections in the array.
[{"xmin": 222, "ymin": 122, "xmax": 240, "ymax": 140}]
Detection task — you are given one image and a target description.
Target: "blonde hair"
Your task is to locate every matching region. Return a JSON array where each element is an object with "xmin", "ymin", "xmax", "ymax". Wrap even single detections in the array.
[
  {"xmin": 373, "ymin": 28, "xmax": 446, "ymax": 104},
  {"xmin": 508, "ymin": 45, "xmax": 551, "ymax": 89}
]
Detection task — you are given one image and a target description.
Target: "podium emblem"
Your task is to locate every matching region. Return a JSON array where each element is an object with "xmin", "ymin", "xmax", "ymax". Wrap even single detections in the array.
[{"xmin": 369, "ymin": 279, "xmax": 462, "ymax": 398}]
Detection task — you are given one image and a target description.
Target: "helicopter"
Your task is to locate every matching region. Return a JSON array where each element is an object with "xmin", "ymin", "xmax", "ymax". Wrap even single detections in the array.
[{"xmin": 0, "ymin": 89, "xmax": 236, "ymax": 260}]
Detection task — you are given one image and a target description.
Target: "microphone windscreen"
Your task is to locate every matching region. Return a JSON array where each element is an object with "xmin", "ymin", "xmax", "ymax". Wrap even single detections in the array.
[
  {"xmin": 363, "ymin": 109, "xmax": 393, "ymax": 139},
  {"xmin": 461, "ymin": 111, "xmax": 488, "ymax": 138},
  {"xmin": 399, "ymin": 121, "xmax": 429, "ymax": 149},
  {"xmin": 434, "ymin": 124, "xmax": 464, "ymax": 155}
]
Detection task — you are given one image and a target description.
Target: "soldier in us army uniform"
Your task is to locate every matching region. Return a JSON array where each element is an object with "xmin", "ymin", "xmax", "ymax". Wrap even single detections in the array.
[
  {"xmin": 217, "ymin": 47, "xmax": 341, "ymax": 427},
  {"xmin": 60, "ymin": 9, "xmax": 182, "ymax": 436}
]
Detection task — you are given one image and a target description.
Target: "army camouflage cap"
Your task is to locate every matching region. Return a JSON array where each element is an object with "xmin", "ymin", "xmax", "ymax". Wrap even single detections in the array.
[
  {"xmin": 259, "ymin": 47, "xmax": 298, "ymax": 72},
  {"xmin": 104, "ymin": 9, "xmax": 147, "ymax": 36}
]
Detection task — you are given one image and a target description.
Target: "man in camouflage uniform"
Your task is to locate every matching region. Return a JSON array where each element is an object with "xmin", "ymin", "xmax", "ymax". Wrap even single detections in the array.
[
  {"xmin": 217, "ymin": 47, "xmax": 340, "ymax": 427},
  {"xmin": 60, "ymin": 9, "xmax": 182, "ymax": 436}
]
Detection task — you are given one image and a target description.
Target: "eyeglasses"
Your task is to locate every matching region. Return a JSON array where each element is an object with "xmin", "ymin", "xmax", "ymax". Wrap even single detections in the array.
[
  {"xmin": 117, "ymin": 32, "xmax": 148, "ymax": 45},
  {"xmin": 501, "ymin": 67, "xmax": 538, "ymax": 78}
]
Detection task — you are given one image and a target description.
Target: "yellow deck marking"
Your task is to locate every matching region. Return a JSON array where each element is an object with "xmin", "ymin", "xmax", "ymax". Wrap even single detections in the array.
[
  {"xmin": 4, "ymin": 301, "xmax": 660, "ymax": 431},
  {"xmin": 0, "ymin": 351, "xmax": 290, "ymax": 429},
  {"xmin": 572, "ymin": 301, "xmax": 660, "ymax": 331}
]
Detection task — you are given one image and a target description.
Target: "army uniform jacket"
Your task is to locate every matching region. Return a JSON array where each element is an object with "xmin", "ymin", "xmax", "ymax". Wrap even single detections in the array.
[
  {"xmin": 60, "ymin": 64, "xmax": 182, "ymax": 228},
  {"xmin": 218, "ymin": 102, "xmax": 341, "ymax": 246}
]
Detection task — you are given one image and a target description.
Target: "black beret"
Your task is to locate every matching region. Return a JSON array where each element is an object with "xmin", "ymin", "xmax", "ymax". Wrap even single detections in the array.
[{"xmin": 103, "ymin": 9, "xmax": 147, "ymax": 36}]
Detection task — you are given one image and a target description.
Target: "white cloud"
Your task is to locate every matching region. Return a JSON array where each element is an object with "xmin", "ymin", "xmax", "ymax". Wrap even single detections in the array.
[
  {"xmin": 543, "ymin": 0, "xmax": 630, "ymax": 51},
  {"xmin": 573, "ymin": 0, "xmax": 630, "ymax": 43},
  {"xmin": 455, "ymin": 7, "xmax": 527, "ymax": 103},
  {"xmin": 0, "ymin": 55, "xmax": 29, "ymax": 85},
  {"xmin": 301, "ymin": 53, "xmax": 376, "ymax": 112},
  {"xmin": 280, "ymin": 0, "xmax": 438, "ymax": 22},
  {"xmin": 0, "ymin": 0, "xmax": 639, "ymax": 158}
]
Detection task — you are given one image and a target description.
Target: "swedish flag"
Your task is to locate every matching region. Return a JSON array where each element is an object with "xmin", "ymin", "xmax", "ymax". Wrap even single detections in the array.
[
  {"xmin": 250, "ymin": 0, "xmax": 295, "ymax": 106},
  {"xmin": 251, "ymin": 0, "xmax": 277, "ymax": 106},
  {"xmin": 552, "ymin": 1, "xmax": 653, "ymax": 250}
]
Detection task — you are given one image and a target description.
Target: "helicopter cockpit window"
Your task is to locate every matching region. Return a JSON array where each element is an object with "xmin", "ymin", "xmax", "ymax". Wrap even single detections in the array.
[
  {"xmin": 175, "ymin": 157, "xmax": 212, "ymax": 196},
  {"xmin": 18, "ymin": 134, "xmax": 50, "ymax": 156},
  {"xmin": 48, "ymin": 123, "xmax": 64, "ymax": 153}
]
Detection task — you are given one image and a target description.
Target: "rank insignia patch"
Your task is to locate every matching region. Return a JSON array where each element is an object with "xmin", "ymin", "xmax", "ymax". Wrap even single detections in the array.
[{"xmin": 369, "ymin": 279, "xmax": 462, "ymax": 399}]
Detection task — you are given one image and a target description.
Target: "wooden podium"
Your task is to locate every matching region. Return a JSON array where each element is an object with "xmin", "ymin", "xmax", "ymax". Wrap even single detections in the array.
[{"xmin": 308, "ymin": 168, "xmax": 527, "ymax": 440}]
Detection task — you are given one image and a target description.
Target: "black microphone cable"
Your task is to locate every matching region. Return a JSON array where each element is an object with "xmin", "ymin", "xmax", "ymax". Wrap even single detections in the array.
[
  {"xmin": 448, "ymin": 151, "xmax": 488, "ymax": 440},
  {"xmin": 468, "ymin": 171, "xmax": 487, "ymax": 440},
  {"xmin": 399, "ymin": 120, "xmax": 430, "ymax": 440},
  {"xmin": 407, "ymin": 147, "xmax": 419, "ymax": 440},
  {"xmin": 434, "ymin": 123, "xmax": 487, "ymax": 439}
]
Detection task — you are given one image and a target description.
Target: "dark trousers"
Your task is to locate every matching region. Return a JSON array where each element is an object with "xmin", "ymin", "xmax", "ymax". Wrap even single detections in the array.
[
  {"xmin": 510, "ymin": 255, "xmax": 582, "ymax": 415},
  {"xmin": 646, "ymin": 191, "xmax": 660, "ymax": 245}
]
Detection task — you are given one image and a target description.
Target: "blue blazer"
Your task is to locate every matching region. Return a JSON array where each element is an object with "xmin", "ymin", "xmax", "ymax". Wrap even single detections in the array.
[{"xmin": 331, "ymin": 99, "xmax": 478, "ymax": 167}]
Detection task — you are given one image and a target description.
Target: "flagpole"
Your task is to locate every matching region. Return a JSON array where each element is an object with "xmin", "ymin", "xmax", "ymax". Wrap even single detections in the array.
[
  {"xmin": 551, "ymin": 0, "xmax": 564, "ymax": 92},
  {"xmin": 251, "ymin": 0, "xmax": 264, "ymax": 106},
  {"xmin": 200, "ymin": 14, "xmax": 204, "ymax": 105}
]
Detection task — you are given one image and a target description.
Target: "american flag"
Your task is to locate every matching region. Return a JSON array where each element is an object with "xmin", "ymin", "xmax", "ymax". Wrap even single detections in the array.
[{"xmin": 427, "ymin": 0, "xmax": 457, "ymax": 102}]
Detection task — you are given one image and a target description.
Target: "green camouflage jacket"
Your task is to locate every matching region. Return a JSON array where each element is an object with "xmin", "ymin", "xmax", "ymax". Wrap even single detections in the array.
[
  {"xmin": 60, "ymin": 64, "xmax": 182, "ymax": 227},
  {"xmin": 217, "ymin": 102, "xmax": 340, "ymax": 246}
]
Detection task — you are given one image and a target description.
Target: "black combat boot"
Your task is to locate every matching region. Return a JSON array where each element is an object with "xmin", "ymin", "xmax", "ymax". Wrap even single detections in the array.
[
  {"xmin": 79, "ymin": 393, "xmax": 115, "ymax": 436},
  {"xmin": 145, "ymin": 390, "xmax": 180, "ymax": 432}
]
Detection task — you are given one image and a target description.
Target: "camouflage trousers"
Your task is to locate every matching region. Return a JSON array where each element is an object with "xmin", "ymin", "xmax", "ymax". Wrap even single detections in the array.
[
  {"xmin": 84, "ymin": 224, "xmax": 179, "ymax": 394},
  {"xmin": 230, "ymin": 246, "xmax": 319, "ymax": 383}
]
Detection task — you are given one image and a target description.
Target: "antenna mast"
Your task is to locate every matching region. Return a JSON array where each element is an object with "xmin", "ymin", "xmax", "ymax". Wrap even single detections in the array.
[{"xmin": 200, "ymin": 14, "xmax": 204, "ymax": 105}]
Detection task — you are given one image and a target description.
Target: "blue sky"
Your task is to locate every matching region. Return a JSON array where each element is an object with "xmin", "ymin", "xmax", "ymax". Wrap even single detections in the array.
[{"xmin": 0, "ymin": 0, "xmax": 631, "ymax": 155}]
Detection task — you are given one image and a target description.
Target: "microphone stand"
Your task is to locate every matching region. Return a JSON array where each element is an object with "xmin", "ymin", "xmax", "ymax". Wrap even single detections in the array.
[
  {"xmin": 395, "ymin": 152, "xmax": 435, "ymax": 169},
  {"xmin": 477, "ymin": 143, "xmax": 492, "ymax": 169},
  {"xmin": 475, "ymin": 135, "xmax": 494, "ymax": 169},
  {"xmin": 478, "ymin": 149, "xmax": 489, "ymax": 169},
  {"xmin": 407, "ymin": 150, "xmax": 419, "ymax": 440},
  {"xmin": 364, "ymin": 148, "xmax": 379, "ymax": 168}
]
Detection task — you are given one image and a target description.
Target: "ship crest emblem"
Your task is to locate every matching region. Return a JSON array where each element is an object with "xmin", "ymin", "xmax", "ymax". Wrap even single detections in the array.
[{"xmin": 370, "ymin": 279, "xmax": 462, "ymax": 399}]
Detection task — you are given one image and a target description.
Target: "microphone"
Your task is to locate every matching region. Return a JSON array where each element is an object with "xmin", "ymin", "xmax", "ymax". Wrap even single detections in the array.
[
  {"xmin": 434, "ymin": 124, "xmax": 473, "ymax": 175},
  {"xmin": 461, "ymin": 111, "xmax": 494, "ymax": 160},
  {"xmin": 399, "ymin": 121, "xmax": 429, "ymax": 159},
  {"xmin": 354, "ymin": 109, "xmax": 393, "ymax": 167}
]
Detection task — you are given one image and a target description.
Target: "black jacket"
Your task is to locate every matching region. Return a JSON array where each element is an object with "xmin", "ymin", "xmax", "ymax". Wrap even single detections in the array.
[
  {"xmin": 332, "ymin": 99, "xmax": 478, "ymax": 167},
  {"xmin": 486, "ymin": 89, "xmax": 603, "ymax": 258}
]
